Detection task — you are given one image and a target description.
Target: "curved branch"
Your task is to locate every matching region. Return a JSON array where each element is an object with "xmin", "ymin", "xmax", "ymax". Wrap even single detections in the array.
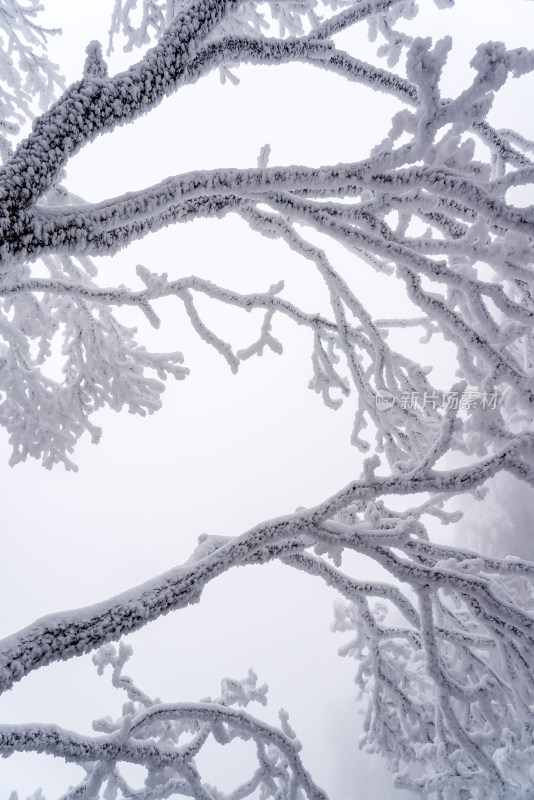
[
  {"xmin": 10, "ymin": 156, "xmax": 531, "ymax": 268},
  {"xmin": 0, "ymin": 437, "xmax": 531, "ymax": 695}
]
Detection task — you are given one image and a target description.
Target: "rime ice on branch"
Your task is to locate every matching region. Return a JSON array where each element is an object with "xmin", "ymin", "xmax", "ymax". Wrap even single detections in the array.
[{"xmin": 1, "ymin": 0, "xmax": 534, "ymax": 798}]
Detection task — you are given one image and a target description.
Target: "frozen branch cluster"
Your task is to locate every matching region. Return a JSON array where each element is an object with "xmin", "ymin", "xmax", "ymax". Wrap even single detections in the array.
[
  {"xmin": 5, "ymin": 642, "xmax": 325, "ymax": 800},
  {"xmin": 1, "ymin": 0, "xmax": 534, "ymax": 797},
  {"xmin": 0, "ymin": 0, "xmax": 64, "ymax": 162}
]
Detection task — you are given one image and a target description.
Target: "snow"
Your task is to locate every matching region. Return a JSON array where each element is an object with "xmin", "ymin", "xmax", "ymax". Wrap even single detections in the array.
[{"xmin": 1, "ymin": 0, "xmax": 534, "ymax": 796}]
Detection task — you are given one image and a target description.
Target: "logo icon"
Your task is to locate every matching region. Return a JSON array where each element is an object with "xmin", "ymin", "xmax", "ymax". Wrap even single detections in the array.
[{"xmin": 375, "ymin": 389, "xmax": 395, "ymax": 411}]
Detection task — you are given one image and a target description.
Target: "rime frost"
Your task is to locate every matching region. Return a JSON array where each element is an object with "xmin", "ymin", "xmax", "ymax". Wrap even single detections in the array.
[{"xmin": 1, "ymin": 0, "xmax": 534, "ymax": 797}]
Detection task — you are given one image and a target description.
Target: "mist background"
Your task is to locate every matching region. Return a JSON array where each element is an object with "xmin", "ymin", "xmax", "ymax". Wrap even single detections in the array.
[{"xmin": 1, "ymin": 1, "xmax": 534, "ymax": 797}]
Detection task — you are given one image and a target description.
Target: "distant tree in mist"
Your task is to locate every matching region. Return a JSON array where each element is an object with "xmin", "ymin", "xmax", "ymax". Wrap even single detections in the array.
[{"xmin": 1, "ymin": 1, "xmax": 534, "ymax": 797}]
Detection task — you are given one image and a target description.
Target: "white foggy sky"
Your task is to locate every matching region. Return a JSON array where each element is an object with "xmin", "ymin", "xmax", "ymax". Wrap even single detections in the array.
[{"xmin": 1, "ymin": 1, "xmax": 534, "ymax": 798}]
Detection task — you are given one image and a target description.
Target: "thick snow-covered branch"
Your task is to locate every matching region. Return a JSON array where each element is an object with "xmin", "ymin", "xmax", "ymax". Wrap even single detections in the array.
[
  {"xmin": 1, "ymin": 436, "xmax": 532, "ymax": 697},
  {"xmin": 10, "ymin": 158, "xmax": 534, "ymax": 267},
  {"xmin": 0, "ymin": 0, "xmax": 532, "ymax": 474}
]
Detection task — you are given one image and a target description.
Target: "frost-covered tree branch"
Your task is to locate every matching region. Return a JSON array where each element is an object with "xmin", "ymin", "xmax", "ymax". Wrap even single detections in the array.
[
  {"xmin": 1, "ymin": 0, "xmax": 533, "ymax": 472},
  {"xmin": 2, "ymin": 0, "xmax": 534, "ymax": 797},
  {"xmin": 3, "ymin": 643, "xmax": 327, "ymax": 800}
]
